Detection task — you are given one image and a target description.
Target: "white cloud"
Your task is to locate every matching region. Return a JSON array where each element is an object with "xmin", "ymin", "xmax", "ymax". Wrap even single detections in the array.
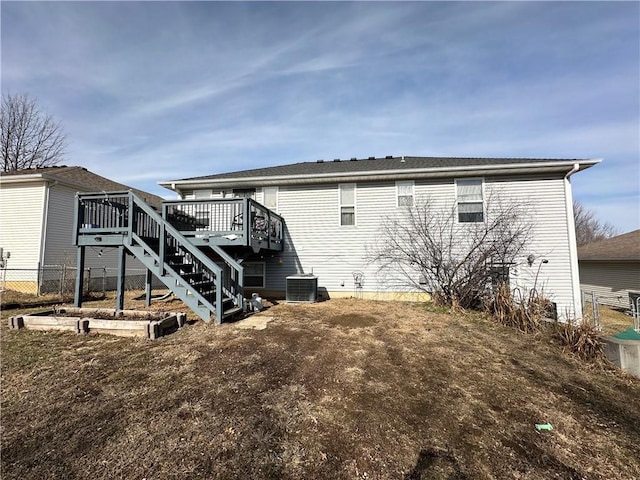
[{"xmin": 2, "ymin": 1, "xmax": 638, "ymax": 231}]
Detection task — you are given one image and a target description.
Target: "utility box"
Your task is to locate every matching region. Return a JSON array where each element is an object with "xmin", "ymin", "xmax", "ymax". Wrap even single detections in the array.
[{"xmin": 286, "ymin": 275, "xmax": 318, "ymax": 303}]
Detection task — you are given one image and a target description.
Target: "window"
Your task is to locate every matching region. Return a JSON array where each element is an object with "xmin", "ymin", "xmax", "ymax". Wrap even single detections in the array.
[
  {"xmin": 456, "ymin": 178, "xmax": 484, "ymax": 223},
  {"xmin": 194, "ymin": 189, "xmax": 212, "ymax": 199},
  {"xmin": 489, "ymin": 263, "xmax": 510, "ymax": 288},
  {"xmin": 396, "ymin": 181, "xmax": 414, "ymax": 207},
  {"xmin": 232, "ymin": 188, "xmax": 256, "ymax": 199},
  {"xmin": 339, "ymin": 184, "xmax": 356, "ymax": 226},
  {"xmin": 244, "ymin": 262, "xmax": 265, "ymax": 288},
  {"xmin": 263, "ymin": 186, "xmax": 278, "ymax": 211}
]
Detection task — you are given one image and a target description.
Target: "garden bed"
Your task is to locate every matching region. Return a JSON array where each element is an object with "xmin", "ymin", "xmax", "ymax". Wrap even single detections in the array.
[{"xmin": 8, "ymin": 307, "xmax": 186, "ymax": 340}]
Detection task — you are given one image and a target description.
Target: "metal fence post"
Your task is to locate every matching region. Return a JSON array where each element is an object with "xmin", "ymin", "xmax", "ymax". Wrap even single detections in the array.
[
  {"xmin": 102, "ymin": 267, "xmax": 107, "ymax": 297},
  {"xmin": 590, "ymin": 291, "xmax": 600, "ymax": 330},
  {"xmin": 36, "ymin": 261, "xmax": 42, "ymax": 296},
  {"xmin": 60, "ymin": 264, "xmax": 66, "ymax": 296}
]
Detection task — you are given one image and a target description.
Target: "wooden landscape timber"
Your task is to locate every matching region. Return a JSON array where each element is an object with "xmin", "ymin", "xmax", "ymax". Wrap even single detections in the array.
[{"xmin": 8, "ymin": 307, "xmax": 186, "ymax": 340}]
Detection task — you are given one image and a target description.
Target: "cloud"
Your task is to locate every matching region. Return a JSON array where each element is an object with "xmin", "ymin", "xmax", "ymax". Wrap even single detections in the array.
[{"xmin": 2, "ymin": 1, "xmax": 638, "ymax": 231}]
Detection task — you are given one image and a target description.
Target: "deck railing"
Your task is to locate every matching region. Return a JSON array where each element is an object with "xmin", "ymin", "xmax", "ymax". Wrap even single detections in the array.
[
  {"xmin": 73, "ymin": 192, "xmax": 284, "ymax": 321},
  {"xmin": 74, "ymin": 191, "xmax": 225, "ymax": 322},
  {"xmin": 162, "ymin": 198, "xmax": 284, "ymax": 251}
]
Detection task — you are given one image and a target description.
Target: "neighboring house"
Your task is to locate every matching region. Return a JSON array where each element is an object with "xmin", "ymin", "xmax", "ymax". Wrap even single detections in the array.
[
  {"xmin": 0, "ymin": 166, "xmax": 163, "ymax": 294},
  {"xmin": 155, "ymin": 156, "xmax": 600, "ymax": 320},
  {"xmin": 578, "ymin": 230, "xmax": 640, "ymax": 309}
]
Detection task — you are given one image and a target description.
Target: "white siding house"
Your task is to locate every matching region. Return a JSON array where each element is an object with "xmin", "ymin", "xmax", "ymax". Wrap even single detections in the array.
[
  {"xmin": 578, "ymin": 230, "xmax": 640, "ymax": 309},
  {"xmin": 0, "ymin": 166, "xmax": 163, "ymax": 293},
  {"xmin": 160, "ymin": 156, "xmax": 600, "ymax": 320}
]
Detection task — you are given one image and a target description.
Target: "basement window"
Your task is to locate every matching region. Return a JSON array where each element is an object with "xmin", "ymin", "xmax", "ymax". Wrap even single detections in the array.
[
  {"xmin": 456, "ymin": 178, "xmax": 484, "ymax": 223},
  {"xmin": 244, "ymin": 262, "xmax": 265, "ymax": 288},
  {"xmin": 489, "ymin": 263, "xmax": 511, "ymax": 288}
]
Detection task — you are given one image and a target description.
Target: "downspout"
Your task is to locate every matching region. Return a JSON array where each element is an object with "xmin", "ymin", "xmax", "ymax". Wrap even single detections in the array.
[
  {"xmin": 564, "ymin": 163, "xmax": 581, "ymax": 321},
  {"xmin": 38, "ymin": 181, "xmax": 53, "ymax": 294}
]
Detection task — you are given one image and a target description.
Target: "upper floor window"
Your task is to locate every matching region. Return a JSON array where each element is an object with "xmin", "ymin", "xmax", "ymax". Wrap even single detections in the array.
[
  {"xmin": 339, "ymin": 183, "xmax": 356, "ymax": 226},
  {"xmin": 456, "ymin": 178, "xmax": 484, "ymax": 223},
  {"xmin": 396, "ymin": 181, "xmax": 414, "ymax": 207}
]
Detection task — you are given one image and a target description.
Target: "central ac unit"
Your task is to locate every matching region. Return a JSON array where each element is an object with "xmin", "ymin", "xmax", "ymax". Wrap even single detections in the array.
[{"xmin": 286, "ymin": 275, "xmax": 318, "ymax": 303}]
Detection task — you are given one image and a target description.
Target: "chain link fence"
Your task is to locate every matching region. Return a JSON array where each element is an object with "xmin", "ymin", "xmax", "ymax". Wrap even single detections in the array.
[
  {"xmin": 581, "ymin": 290, "xmax": 640, "ymax": 332},
  {"xmin": 1, "ymin": 265, "xmax": 163, "ymax": 297}
]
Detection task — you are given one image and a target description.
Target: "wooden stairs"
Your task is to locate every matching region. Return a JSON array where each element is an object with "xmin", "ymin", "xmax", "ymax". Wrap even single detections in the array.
[{"xmin": 73, "ymin": 191, "xmax": 283, "ymax": 323}]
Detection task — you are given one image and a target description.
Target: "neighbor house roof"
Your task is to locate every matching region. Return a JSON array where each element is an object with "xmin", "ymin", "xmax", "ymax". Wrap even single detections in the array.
[
  {"xmin": 0, "ymin": 166, "xmax": 163, "ymax": 208},
  {"xmin": 159, "ymin": 156, "xmax": 600, "ymax": 191},
  {"xmin": 578, "ymin": 230, "xmax": 640, "ymax": 262}
]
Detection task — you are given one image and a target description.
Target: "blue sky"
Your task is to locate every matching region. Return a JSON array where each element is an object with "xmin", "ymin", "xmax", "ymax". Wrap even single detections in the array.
[{"xmin": 2, "ymin": 1, "xmax": 639, "ymax": 232}]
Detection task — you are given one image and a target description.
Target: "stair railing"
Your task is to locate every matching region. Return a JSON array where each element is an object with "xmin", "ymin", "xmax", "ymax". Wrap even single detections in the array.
[
  {"xmin": 76, "ymin": 191, "xmax": 225, "ymax": 323},
  {"xmin": 127, "ymin": 192, "xmax": 224, "ymax": 323}
]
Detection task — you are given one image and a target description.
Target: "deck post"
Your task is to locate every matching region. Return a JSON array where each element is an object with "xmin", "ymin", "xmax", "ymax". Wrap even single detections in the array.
[
  {"xmin": 116, "ymin": 245, "xmax": 127, "ymax": 310},
  {"xmin": 243, "ymin": 199, "xmax": 251, "ymax": 243},
  {"xmin": 74, "ymin": 246, "xmax": 86, "ymax": 307},
  {"xmin": 145, "ymin": 269, "xmax": 153, "ymax": 307}
]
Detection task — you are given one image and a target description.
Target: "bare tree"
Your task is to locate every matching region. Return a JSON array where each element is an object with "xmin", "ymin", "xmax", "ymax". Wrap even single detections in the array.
[
  {"xmin": 573, "ymin": 201, "xmax": 617, "ymax": 247},
  {"xmin": 368, "ymin": 195, "xmax": 533, "ymax": 309},
  {"xmin": 1, "ymin": 93, "xmax": 67, "ymax": 172}
]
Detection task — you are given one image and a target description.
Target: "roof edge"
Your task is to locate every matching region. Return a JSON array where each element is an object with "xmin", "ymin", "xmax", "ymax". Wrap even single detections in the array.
[{"xmin": 159, "ymin": 158, "xmax": 602, "ymax": 190}]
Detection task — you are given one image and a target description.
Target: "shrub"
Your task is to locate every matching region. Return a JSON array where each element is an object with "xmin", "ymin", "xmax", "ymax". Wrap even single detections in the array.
[
  {"xmin": 484, "ymin": 283, "xmax": 545, "ymax": 334},
  {"xmin": 553, "ymin": 320, "xmax": 604, "ymax": 361}
]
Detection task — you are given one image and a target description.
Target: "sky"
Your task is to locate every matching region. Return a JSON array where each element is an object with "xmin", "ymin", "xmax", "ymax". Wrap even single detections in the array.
[{"xmin": 2, "ymin": 1, "xmax": 639, "ymax": 233}]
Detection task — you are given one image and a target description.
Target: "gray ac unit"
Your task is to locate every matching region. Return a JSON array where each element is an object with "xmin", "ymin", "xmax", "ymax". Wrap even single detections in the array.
[{"xmin": 286, "ymin": 275, "xmax": 318, "ymax": 303}]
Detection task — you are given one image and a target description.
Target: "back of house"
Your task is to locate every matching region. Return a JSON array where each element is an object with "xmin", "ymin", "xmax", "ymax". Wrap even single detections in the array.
[{"xmin": 160, "ymin": 155, "xmax": 600, "ymax": 320}]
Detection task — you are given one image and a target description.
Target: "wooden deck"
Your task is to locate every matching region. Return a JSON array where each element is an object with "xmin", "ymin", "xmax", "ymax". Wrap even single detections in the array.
[{"xmin": 75, "ymin": 193, "xmax": 284, "ymax": 252}]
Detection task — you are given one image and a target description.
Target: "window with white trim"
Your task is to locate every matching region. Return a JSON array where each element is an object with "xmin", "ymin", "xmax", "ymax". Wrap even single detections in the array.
[
  {"xmin": 244, "ymin": 262, "xmax": 265, "ymax": 288},
  {"xmin": 263, "ymin": 186, "xmax": 278, "ymax": 212},
  {"xmin": 456, "ymin": 178, "xmax": 484, "ymax": 223},
  {"xmin": 396, "ymin": 181, "xmax": 414, "ymax": 207},
  {"xmin": 194, "ymin": 189, "xmax": 212, "ymax": 199},
  {"xmin": 339, "ymin": 183, "xmax": 356, "ymax": 226},
  {"xmin": 232, "ymin": 188, "xmax": 256, "ymax": 199}
]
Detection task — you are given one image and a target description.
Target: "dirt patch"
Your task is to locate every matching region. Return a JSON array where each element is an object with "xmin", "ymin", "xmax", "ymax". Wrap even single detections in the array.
[
  {"xmin": 1, "ymin": 297, "xmax": 639, "ymax": 479},
  {"xmin": 234, "ymin": 315, "xmax": 273, "ymax": 330},
  {"xmin": 324, "ymin": 313, "xmax": 378, "ymax": 328}
]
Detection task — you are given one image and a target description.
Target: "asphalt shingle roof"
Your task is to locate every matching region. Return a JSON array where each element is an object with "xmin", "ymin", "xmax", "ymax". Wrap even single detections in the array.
[
  {"xmin": 1, "ymin": 166, "xmax": 163, "ymax": 207},
  {"xmin": 578, "ymin": 230, "xmax": 640, "ymax": 262},
  {"xmin": 175, "ymin": 156, "xmax": 591, "ymax": 182}
]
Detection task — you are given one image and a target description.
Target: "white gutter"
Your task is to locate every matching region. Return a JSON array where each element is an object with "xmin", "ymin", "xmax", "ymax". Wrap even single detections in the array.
[
  {"xmin": 0, "ymin": 173, "xmax": 46, "ymax": 184},
  {"xmin": 0, "ymin": 172, "xmax": 86, "ymax": 190},
  {"xmin": 564, "ymin": 163, "xmax": 582, "ymax": 320},
  {"xmin": 158, "ymin": 159, "xmax": 602, "ymax": 190}
]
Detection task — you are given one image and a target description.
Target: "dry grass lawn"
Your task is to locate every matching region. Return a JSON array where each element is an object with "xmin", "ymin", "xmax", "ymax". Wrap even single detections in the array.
[{"xmin": 1, "ymin": 295, "xmax": 639, "ymax": 479}]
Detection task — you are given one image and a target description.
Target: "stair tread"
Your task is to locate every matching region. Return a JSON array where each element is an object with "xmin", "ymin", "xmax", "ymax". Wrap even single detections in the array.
[
  {"xmin": 122, "ymin": 214, "xmax": 246, "ymax": 324},
  {"xmin": 222, "ymin": 306, "xmax": 243, "ymax": 318}
]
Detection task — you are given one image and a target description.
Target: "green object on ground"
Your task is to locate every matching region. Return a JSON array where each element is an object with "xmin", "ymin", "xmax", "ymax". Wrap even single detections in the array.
[
  {"xmin": 613, "ymin": 328, "xmax": 640, "ymax": 341},
  {"xmin": 535, "ymin": 423, "xmax": 553, "ymax": 431}
]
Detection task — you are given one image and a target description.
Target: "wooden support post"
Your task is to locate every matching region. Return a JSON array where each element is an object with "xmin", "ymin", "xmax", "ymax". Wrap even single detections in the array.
[
  {"xmin": 116, "ymin": 245, "xmax": 126, "ymax": 310},
  {"xmin": 145, "ymin": 269, "xmax": 153, "ymax": 307},
  {"xmin": 74, "ymin": 246, "xmax": 86, "ymax": 307}
]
